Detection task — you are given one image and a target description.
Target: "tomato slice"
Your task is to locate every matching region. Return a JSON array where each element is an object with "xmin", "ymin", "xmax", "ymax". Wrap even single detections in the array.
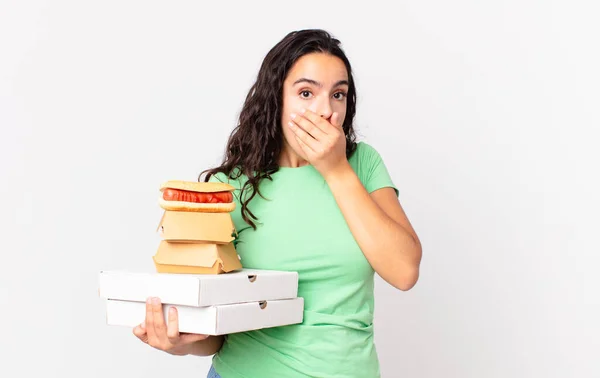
[{"xmin": 163, "ymin": 189, "xmax": 232, "ymax": 203}]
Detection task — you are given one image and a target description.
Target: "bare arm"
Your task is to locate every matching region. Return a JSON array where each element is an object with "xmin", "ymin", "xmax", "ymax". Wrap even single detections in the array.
[
  {"xmin": 324, "ymin": 163, "xmax": 422, "ymax": 291},
  {"xmin": 288, "ymin": 109, "xmax": 422, "ymax": 291},
  {"xmin": 183, "ymin": 335, "xmax": 225, "ymax": 356}
]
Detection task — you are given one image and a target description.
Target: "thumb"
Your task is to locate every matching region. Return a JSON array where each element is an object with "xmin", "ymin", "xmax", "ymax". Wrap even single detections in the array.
[{"xmin": 133, "ymin": 323, "xmax": 148, "ymax": 343}]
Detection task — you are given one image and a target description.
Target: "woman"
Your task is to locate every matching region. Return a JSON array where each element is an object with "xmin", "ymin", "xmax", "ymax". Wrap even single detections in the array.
[{"xmin": 133, "ymin": 29, "xmax": 422, "ymax": 378}]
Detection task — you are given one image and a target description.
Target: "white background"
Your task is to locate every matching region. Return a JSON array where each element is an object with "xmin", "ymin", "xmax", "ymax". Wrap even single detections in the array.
[{"xmin": 1, "ymin": 1, "xmax": 599, "ymax": 377}]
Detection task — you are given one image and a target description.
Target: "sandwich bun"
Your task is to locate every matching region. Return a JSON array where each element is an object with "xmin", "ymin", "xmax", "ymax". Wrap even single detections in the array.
[{"xmin": 158, "ymin": 198, "xmax": 236, "ymax": 212}]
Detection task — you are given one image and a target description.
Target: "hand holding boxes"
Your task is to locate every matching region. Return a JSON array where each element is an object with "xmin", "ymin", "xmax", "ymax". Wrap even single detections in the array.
[
  {"xmin": 99, "ymin": 270, "xmax": 304, "ymax": 335},
  {"xmin": 98, "ymin": 180, "xmax": 304, "ymax": 336}
]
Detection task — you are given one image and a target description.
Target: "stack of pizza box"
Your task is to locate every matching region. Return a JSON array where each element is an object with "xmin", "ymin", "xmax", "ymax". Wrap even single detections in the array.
[{"xmin": 97, "ymin": 180, "xmax": 304, "ymax": 336}]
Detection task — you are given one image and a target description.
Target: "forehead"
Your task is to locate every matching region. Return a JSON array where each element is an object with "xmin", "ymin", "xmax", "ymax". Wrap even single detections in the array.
[{"xmin": 286, "ymin": 53, "xmax": 348, "ymax": 84}]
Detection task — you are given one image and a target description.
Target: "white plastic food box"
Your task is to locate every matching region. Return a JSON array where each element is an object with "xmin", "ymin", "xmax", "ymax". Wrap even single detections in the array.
[
  {"xmin": 98, "ymin": 269, "xmax": 305, "ymax": 335},
  {"xmin": 105, "ymin": 297, "xmax": 304, "ymax": 335}
]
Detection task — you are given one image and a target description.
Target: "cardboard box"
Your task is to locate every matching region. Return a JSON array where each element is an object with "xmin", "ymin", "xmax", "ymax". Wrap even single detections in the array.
[
  {"xmin": 152, "ymin": 240, "xmax": 242, "ymax": 274},
  {"xmin": 104, "ymin": 297, "xmax": 304, "ymax": 335},
  {"xmin": 98, "ymin": 269, "xmax": 299, "ymax": 306},
  {"xmin": 157, "ymin": 211, "xmax": 236, "ymax": 243}
]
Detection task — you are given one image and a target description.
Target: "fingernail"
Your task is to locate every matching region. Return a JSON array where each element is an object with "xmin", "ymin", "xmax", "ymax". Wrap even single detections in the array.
[
  {"xmin": 169, "ymin": 307, "xmax": 176, "ymax": 314},
  {"xmin": 300, "ymin": 108, "xmax": 306, "ymax": 114},
  {"xmin": 288, "ymin": 121, "xmax": 294, "ymax": 128},
  {"xmin": 290, "ymin": 113, "xmax": 296, "ymax": 119},
  {"xmin": 141, "ymin": 321, "xmax": 145, "ymax": 329},
  {"xmin": 152, "ymin": 297, "xmax": 160, "ymax": 305},
  {"xmin": 146, "ymin": 297, "xmax": 151, "ymax": 304}
]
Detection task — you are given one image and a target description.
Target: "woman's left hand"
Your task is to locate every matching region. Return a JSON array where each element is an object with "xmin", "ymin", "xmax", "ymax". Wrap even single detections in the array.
[{"xmin": 288, "ymin": 108, "xmax": 349, "ymax": 178}]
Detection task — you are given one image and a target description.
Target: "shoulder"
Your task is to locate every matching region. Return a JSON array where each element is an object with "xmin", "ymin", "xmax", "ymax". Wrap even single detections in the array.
[
  {"xmin": 349, "ymin": 141, "xmax": 398, "ymax": 195},
  {"xmin": 352, "ymin": 140, "xmax": 384, "ymax": 157},
  {"xmin": 349, "ymin": 141, "xmax": 386, "ymax": 170}
]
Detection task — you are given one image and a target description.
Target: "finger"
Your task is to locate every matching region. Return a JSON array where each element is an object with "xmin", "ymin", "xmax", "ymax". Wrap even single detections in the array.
[
  {"xmin": 288, "ymin": 121, "xmax": 318, "ymax": 152},
  {"xmin": 152, "ymin": 297, "xmax": 167, "ymax": 342},
  {"xmin": 295, "ymin": 135, "xmax": 316, "ymax": 155},
  {"xmin": 166, "ymin": 307, "xmax": 180, "ymax": 344},
  {"xmin": 180, "ymin": 333, "xmax": 210, "ymax": 344},
  {"xmin": 145, "ymin": 297, "xmax": 156, "ymax": 344},
  {"xmin": 290, "ymin": 112, "xmax": 326, "ymax": 140},
  {"xmin": 133, "ymin": 324, "xmax": 148, "ymax": 343},
  {"xmin": 300, "ymin": 109, "xmax": 335, "ymax": 134}
]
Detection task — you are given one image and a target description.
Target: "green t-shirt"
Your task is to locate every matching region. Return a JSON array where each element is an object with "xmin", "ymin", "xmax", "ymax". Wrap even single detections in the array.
[{"xmin": 209, "ymin": 141, "xmax": 398, "ymax": 378}]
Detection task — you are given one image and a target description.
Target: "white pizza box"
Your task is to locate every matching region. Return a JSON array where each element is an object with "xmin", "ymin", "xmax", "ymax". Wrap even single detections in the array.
[
  {"xmin": 104, "ymin": 297, "xmax": 304, "ymax": 335},
  {"xmin": 98, "ymin": 269, "xmax": 299, "ymax": 307}
]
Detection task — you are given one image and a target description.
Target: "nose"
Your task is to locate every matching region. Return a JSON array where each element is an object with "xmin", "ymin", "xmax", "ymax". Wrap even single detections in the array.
[
  {"xmin": 313, "ymin": 96, "xmax": 333, "ymax": 120},
  {"xmin": 316, "ymin": 99, "xmax": 333, "ymax": 119}
]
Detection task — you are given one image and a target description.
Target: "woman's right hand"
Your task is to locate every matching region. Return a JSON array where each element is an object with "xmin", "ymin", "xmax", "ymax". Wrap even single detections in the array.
[{"xmin": 133, "ymin": 297, "xmax": 209, "ymax": 356}]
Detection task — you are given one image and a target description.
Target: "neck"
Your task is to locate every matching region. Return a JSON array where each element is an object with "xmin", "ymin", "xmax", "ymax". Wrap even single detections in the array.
[{"xmin": 278, "ymin": 142, "xmax": 309, "ymax": 168}]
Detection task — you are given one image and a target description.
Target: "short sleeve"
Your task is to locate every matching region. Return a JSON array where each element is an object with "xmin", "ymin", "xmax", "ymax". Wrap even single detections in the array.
[{"xmin": 355, "ymin": 142, "xmax": 399, "ymax": 197}]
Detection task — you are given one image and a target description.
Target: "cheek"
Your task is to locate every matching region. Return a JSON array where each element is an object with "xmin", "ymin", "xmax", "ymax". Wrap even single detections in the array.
[
  {"xmin": 280, "ymin": 118, "xmax": 295, "ymax": 143},
  {"xmin": 281, "ymin": 97, "xmax": 307, "ymax": 138},
  {"xmin": 335, "ymin": 102, "xmax": 347, "ymax": 118},
  {"xmin": 281, "ymin": 121, "xmax": 293, "ymax": 141},
  {"xmin": 338, "ymin": 110, "xmax": 347, "ymax": 124},
  {"xmin": 283, "ymin": 89, "xmax": 313, "ymax": 113},
  {"xmin": 282, "ymin": 123, "xmax": 299, "ymax": 146}
]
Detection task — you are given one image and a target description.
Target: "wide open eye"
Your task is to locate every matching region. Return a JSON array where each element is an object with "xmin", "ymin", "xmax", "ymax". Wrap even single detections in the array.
[
  {"xmin": 299, "ymin": 90, "xmax": 313, "ymax": 99},
  {"xmin": 333, "ymin": 91, "xmax": 347, "ymax": 100}
]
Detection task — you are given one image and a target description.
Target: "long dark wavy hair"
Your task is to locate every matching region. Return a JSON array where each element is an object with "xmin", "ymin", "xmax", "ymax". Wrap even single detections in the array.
[{"xmin": 200, "ymin": 29, "xmax": 358, "ymax": 229}]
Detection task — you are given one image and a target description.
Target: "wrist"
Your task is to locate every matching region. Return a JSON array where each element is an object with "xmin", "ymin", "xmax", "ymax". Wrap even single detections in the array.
[{"xmin": 323, "ymin": 160, "xmax": 354, "ymax": 186}]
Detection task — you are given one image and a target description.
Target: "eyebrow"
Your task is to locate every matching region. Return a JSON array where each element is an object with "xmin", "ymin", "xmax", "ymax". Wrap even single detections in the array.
[{"xmin": 293, "ymin": 78, "xmax": 349, "ymax": 88}]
